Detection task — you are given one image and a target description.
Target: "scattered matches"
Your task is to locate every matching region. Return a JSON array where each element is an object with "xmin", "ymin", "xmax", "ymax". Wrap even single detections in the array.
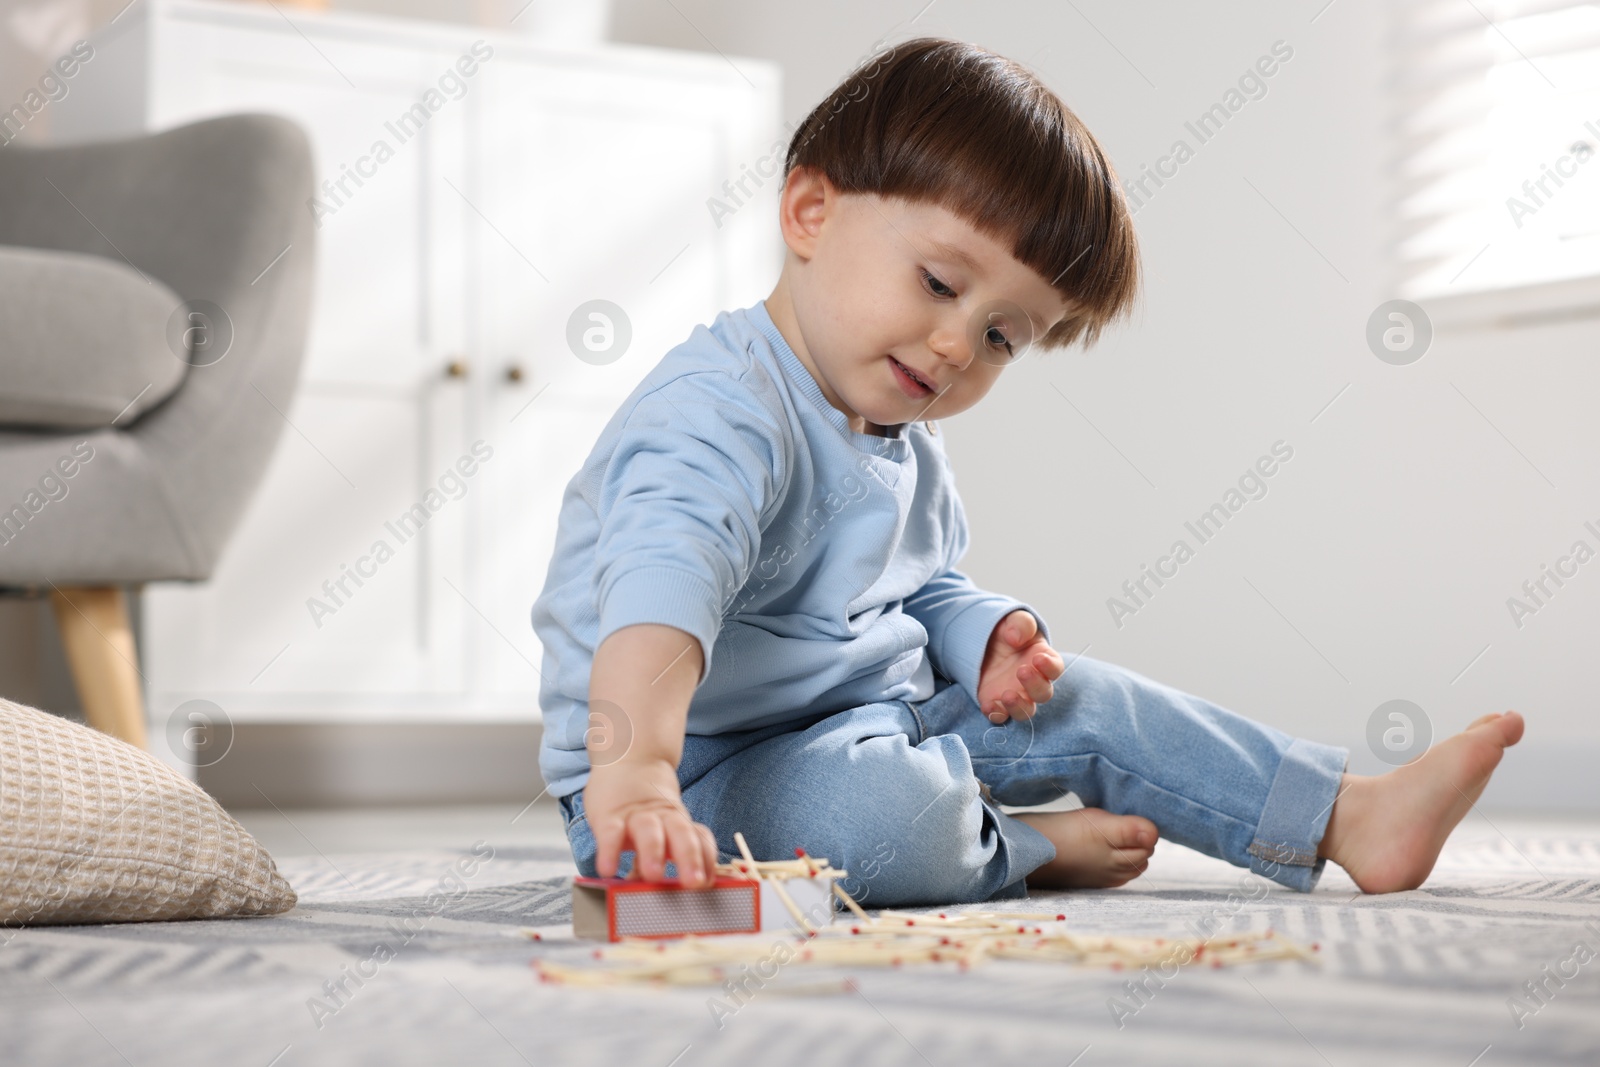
[{"xmin": 529, "ymin": 834, "xmax": 1316, "ymax": 989}]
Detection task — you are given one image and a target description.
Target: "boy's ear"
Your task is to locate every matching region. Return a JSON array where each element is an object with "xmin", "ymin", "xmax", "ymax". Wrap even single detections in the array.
[{"xmin": 777, "ymin": 165, "xmax": 832, "ymax": 260}]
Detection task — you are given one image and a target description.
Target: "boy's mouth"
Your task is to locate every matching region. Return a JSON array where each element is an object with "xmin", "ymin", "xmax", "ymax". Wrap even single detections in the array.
[{"xmin": 890, "ymin": 356, "xmax": 933, "ymax": 397}]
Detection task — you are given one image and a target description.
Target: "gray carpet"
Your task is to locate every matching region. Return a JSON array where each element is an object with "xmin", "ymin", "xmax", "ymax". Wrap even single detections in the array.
[{"xmin": 3, "ymin": 820, "xmax": 1597, "ymax": 1066}]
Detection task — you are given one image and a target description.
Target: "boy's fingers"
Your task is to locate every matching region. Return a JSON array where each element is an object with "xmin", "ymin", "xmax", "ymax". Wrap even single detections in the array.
[
  {"xmin": 696, "ymin": 824, "xmax": 720, "ymax": 880},
  {"xmin": 1038, "ymin": 649, "xmax": 1066, "ymax": 680},
  {"xmin": 1012, "ymin": 692, "xmax": 1038, "ymax": 720},
  {"xmin": 593, "ymin": 816, "xmax": 623, "ymax": 878},
  {"xmin": 997, "ymin": 689, "xmax": 1035, "ymax": 721},
  {"xmin": 1017, "ymin": 663, "xmax": 1053, "ymax": 705},
  {"xmin": 630, "ymin": 811, "xmax": 667, "ymax": 880},
  {"xmin": 664, "ymin": 815, "xmax": 705, "ymax": 886},
  {"xmin": 1008, "ymin": 611, "xmax": 1036, "ymax": 646}
]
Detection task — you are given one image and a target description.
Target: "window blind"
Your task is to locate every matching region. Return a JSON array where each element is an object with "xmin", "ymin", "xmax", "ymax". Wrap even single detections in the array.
[{"xmin": 1394, "ymin": 0, "xmax": 1600, "ymax": 298}]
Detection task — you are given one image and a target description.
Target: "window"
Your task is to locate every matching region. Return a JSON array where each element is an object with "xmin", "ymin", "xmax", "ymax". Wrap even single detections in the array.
[{"xmin": 1395, "ymin": 0, "xmax": 1600, "ymax": 300}]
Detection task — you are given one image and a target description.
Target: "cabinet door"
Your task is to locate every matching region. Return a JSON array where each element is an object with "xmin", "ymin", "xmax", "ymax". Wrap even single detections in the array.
[
  {"xmin": 465, "ymin": 56, "xmax": 779, "ymax": 708},
  {"xmin": 140, "ymin": 20, "xmax": 476, "ymax": 715}
]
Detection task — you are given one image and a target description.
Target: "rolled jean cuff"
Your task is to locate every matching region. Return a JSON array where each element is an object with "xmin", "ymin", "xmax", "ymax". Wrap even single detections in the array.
[
  {"xmin": 984, "ymin": 806, "xmax": 1059, "ymax": 902},
  {"xmin": 1246, "ymin": 737, "xmax": 1348, "ymax": 892}
]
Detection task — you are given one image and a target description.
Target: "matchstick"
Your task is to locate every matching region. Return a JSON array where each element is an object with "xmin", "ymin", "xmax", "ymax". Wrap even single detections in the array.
[
  {"xmin": 832, "ymin": 882, "xmax": 872, "ymax": 922},
  {"xmin": 733, "ymin": 831, "xmax": 815, "ymax": 934}
]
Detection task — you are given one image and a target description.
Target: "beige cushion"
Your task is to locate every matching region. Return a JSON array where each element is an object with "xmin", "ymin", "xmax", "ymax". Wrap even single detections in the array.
[{"xmin": 0, "ymin": 697, "xmax": 296, "ymax": 924}]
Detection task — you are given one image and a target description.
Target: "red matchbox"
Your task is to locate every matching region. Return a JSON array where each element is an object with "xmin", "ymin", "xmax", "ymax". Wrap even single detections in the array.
[{"xmin": 572, "ymin": 875, "xmax": 765, "ymax": 941}]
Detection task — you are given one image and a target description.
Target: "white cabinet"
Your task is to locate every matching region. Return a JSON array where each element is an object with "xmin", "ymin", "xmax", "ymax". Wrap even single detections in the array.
[{"xmin": 54, "ymin": 0, "xmax": 780, "ymax": 723}]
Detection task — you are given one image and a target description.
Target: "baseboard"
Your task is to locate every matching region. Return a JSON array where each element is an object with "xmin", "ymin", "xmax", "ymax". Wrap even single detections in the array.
[
  {"xmin": 191, "ymin": 722, "xmax": 1599, "ymax": 814},
  {"xmin": 196, "ymin": 721, "xmax": 546, "ymax": 808}
]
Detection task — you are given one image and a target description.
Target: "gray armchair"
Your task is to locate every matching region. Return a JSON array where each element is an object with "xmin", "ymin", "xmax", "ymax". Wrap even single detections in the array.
[{"xmin": 0, "ymin": 113, "xmax": 316, "ymax": 748}]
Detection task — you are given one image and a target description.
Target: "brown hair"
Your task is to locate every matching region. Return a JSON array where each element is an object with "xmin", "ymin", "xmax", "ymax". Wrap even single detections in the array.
[{"xmin": 784, "ymin": 37, "xmax": 1140, "ymax": 351}]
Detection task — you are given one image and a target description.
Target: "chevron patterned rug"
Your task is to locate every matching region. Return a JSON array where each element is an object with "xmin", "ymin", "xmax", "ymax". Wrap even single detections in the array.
[{"xmin": 3, "ymin": 820, "xmax": 1597, "ymax": 1066}]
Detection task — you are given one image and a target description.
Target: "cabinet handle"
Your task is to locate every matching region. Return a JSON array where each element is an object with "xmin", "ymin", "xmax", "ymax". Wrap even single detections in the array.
[
  {"xmin": 445, "ymin": 358, "xmax": 469, "ymax": 379},
  {"xmin": 506, "ymin": 364, "xmax": 526, "ymax": 383}
]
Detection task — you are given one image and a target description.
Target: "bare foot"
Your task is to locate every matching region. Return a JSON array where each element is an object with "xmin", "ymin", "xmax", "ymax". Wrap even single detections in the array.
[
  {"xmin": 1320, "ymin": 711, "xmax": 1525, "ymax": 893},
  {"xmin": 1015, "ymin": 808, "xmax": 1158, "ymax": 889}
]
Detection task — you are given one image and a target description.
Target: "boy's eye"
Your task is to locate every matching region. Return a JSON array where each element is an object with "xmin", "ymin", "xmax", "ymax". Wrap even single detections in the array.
[
  {"xmin": 919, "ymin": 269, "xmax": 956, "ymax": 298},
  {"xmin": 969, "ymin": 301, "xmax": 1033, "ymax": 366}
]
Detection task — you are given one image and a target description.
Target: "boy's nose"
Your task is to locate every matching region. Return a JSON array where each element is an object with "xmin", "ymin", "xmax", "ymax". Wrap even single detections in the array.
[{"xmin": 928, "ymin": 328, "xmax": 974, "ymax": 371}]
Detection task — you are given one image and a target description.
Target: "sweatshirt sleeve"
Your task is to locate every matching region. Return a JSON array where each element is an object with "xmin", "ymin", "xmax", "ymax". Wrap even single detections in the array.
[
  {"xmin": 901, "ymin": 480, "xmax": 1051, "ymax": 710},
  {"xmin": 592, "ymin": 372, "xmax": 783, "ymax": 684}
]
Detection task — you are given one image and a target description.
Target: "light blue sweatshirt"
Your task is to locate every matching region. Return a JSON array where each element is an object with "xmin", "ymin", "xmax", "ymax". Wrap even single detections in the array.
[{"xmin": 532, "ymin": 300, "xmax": 1050, "ymax": 798}]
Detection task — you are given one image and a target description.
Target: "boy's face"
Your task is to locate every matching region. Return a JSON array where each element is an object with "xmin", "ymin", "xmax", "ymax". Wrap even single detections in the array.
[{"xmin": 769, "ymin": 167, "xmax": 1072, "ymax": 435}]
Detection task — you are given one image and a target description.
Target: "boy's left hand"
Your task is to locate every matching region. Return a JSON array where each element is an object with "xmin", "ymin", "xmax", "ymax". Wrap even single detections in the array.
[{"xmin": 977, "ymin": 610, "xmax": 1065, "ymax": 724}]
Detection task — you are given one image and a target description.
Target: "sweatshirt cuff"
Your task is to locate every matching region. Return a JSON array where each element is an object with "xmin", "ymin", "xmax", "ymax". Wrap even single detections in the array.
[
  {"xmin": 596, "ymin": 565, "xmax": 723, "ymax": 684},
  {"xmin": 937, "ymin": 597, "xmax": 1052, "ymax": 710}
]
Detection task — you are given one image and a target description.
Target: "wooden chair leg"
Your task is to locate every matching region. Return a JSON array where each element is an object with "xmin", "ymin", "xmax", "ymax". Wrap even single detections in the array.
[{"xmin": 49, "ymin": 585, "xmax": 149, "ymax": 749}]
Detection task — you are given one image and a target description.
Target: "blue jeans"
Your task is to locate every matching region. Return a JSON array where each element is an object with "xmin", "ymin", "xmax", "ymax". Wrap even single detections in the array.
[{"xmin": 558, "ymin": 653, "xmax": 1347, "ymax": 907}]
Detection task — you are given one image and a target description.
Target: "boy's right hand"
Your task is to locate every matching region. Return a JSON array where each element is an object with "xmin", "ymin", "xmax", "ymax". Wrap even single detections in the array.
[{"xmin": 583, "ymin": 756, "xmax": 720, "ymax": 888}]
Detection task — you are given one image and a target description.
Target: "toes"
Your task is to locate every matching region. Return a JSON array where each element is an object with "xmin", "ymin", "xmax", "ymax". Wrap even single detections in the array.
[
  {"xmin": 1109, "ymin": 816, "xmax": 1158, "ymax": 851},
  {"xmin": 1496, "ymin": 711, "xmax": 1525, "ymax": 745},
  {"xmin": 1114, "ymin": 847, "xmax": 1153, "ymax": 871},
  {"xmin": 1079, "ymin": 809, "xmax": 1160, "ymax": 851},
  {"xmin": 1467, "ymin": 710, "xmax": 1525, "ymax": 746},
  {"xmin": 1109, "ymin": 848, "xmax": 1153, "ymax": 883}
]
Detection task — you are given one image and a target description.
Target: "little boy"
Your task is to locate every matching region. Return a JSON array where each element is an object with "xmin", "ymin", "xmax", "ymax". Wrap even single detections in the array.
[{"xmin": 531, "ymin": 37, "xmax": 1523, "ymax": 907}]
